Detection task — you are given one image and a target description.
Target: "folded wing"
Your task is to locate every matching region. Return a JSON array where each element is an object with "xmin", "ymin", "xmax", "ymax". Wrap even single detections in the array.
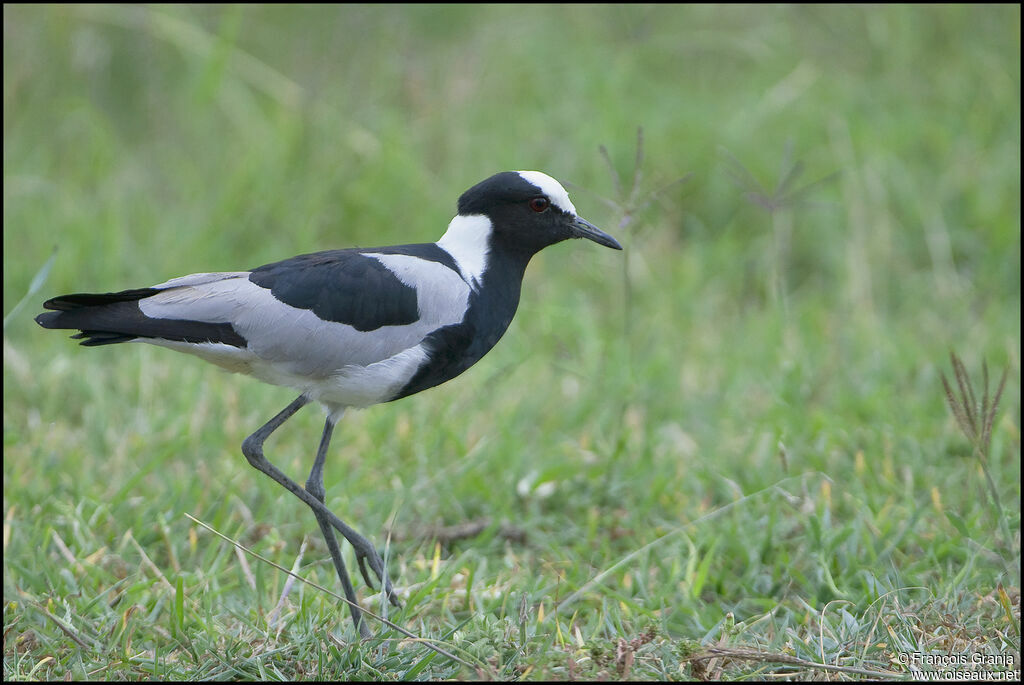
[{"xmin": 36, "ymin": 247, "xmax": 472, "ymax": 381}]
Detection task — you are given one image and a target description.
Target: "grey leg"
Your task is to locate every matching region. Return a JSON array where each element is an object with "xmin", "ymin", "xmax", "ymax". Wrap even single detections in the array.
[
  {"xmin": 239, "ymin": 396, "xmax": 400, "ymax": 617},
  {"xmin": 306, "ymin": 417, "xmax": 369, "ymax": 638}
]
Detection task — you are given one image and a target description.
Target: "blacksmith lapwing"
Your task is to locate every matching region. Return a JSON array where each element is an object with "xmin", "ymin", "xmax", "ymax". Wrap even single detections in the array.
[{"xmin": 36, "ymin": 170, "xmax": 622, "ymax": 637}]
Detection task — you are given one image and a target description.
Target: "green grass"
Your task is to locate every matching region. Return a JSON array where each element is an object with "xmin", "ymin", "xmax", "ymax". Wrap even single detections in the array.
[{"xmin": 4, "ymin": 4, "xmax": 1020, "ymax": 680}]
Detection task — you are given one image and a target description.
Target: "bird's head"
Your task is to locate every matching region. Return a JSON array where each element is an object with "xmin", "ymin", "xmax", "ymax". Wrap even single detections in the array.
[{"xmin": 456, "ymin": 170, "xmax": 622, "ymax": 255}]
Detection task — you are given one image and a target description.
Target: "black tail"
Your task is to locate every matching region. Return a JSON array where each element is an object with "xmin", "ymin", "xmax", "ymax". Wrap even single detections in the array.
[
  {"xmin": 41, "ymin": 288, "xmax": 161, "ymax": 312},
  {"xmin": 36, "ymin": 288, "xmax": 246, "ymax": 348}
]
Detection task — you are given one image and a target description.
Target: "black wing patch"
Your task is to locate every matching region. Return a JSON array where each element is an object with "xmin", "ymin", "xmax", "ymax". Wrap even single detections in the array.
[
  {"xmin": 248, "ymin": 249, "xmax": 428, "ymax": 331},
  {"xmin": 36, "ymin": 290, "xmax": 247, "ymax": 348}
]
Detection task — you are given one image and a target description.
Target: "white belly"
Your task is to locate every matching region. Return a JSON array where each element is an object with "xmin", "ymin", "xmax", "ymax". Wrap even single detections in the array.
[{"xmin": 146, "ymin": 339, "xmax": 430, "ymax": 409}]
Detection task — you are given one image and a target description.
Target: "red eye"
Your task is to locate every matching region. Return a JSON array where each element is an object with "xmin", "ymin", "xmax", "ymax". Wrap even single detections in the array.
[{"xmin": 529, "ymin": 197, "xmax": 550, "ymax": 212}]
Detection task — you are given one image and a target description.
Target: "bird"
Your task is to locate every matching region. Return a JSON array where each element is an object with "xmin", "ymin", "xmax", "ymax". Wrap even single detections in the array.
[{"xmin": 36, "ymin": 169, "xmax": 622, "ymax": 638}]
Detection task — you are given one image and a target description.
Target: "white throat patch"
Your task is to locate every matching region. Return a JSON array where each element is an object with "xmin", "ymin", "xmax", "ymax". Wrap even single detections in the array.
[
  {"xmin": 437, "ymin": 213, "xmax": 492, "ymax": 289},
  {"xmin": 516, "ymin": 170, "xmax": 578, "ymax": 215}
]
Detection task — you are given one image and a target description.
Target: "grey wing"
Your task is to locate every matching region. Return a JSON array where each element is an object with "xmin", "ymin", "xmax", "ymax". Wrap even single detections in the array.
[{"xmin": 138, "ymin": 251, "xmax": 472, "ymax": 378}]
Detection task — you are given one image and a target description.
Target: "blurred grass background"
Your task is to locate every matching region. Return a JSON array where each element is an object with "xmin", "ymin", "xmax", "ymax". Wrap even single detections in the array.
[{"xmin": 3, "ymin": 4, "xmax": 1020, "ymax": 680}]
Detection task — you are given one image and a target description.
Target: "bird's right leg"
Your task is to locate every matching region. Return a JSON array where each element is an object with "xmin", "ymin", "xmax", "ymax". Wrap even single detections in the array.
[
  {"xmin": 240, "ymin": 395, "xmax": 400, "ymax": 608},
  {"xmin": 305, "ymin": 415, "xmax": 369, "ymax": 638}
]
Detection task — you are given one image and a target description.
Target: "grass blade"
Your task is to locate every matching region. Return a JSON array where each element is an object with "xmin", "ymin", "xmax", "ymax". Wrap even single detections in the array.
[{"xmin": 3, "ymin": 247, "xmax": 56, "ymax": 331}]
